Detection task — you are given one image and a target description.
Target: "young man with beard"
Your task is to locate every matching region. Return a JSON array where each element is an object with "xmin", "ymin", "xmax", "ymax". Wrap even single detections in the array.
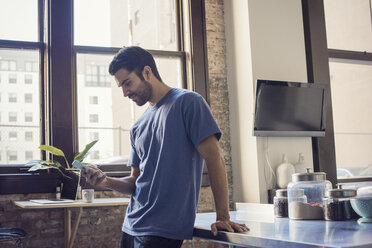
[{"xmin": 82, "ymin": 46, "xmax": 249, "ymax": 248}]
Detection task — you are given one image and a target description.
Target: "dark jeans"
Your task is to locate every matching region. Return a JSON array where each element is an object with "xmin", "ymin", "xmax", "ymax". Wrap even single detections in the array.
[{"xmin": 120, "ymin": 232, "xmax": 183, "ymax": 248}]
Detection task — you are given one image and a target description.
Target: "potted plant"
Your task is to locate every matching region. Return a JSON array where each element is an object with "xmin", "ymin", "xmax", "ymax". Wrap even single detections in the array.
[{"xmin": 26, "ymin": 140, "xmax": 98, "ymax": 200}]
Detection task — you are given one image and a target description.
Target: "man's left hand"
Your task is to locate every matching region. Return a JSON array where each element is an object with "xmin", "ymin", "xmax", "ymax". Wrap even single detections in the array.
[{"xmin": 211, "ymin": 220, "xmax": 249, "ymax": 236}]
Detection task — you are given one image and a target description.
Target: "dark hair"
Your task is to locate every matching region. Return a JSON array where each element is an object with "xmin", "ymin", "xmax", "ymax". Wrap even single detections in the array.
[{"xmin": 109, "ymin": 46, "xmax": 162, "ymax": 82}]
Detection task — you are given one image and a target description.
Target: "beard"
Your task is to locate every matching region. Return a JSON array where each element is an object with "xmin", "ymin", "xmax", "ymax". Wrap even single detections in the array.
[{"xmin": 129, "ymin": 79, "xmax": 152, "ymax": 106}]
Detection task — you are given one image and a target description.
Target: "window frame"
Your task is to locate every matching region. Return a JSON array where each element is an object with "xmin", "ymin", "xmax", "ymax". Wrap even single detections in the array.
[
  {"xmin": 328, "ymin": 49, "xmax": 372, "ymax": 184},
  {"xmin": 0, "ymin": 0, "xmax": 210, "ymax": 194},
  {"xmin": 302, "ymin": 0, "xmax": 372, "ymax": 185}
]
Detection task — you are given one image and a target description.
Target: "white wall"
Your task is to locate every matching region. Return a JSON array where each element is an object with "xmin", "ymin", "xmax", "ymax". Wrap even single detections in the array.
[{"xmin": 225, "ymin": 0, "xmax": 313, "ymax": 203}]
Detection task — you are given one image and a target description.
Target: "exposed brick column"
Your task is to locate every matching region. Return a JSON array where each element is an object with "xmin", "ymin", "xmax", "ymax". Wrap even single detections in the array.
[{"xmin": 205, "ymin": 0, "xmax": 233, "ymax": 209}]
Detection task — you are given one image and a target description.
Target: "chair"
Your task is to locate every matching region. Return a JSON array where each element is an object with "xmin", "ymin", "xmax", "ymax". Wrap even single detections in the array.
[{"xmin": 0, "ymin": 228, "xmax": 27, "ymax": 248}]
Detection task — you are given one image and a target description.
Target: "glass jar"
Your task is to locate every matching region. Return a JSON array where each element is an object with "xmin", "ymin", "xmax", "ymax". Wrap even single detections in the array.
[
  {"xmin": 323, "ymin": 188, "xmax": 357, "ymax": 221},
  {"xmin": 288, "ymin": 169, "xmax": 332, "ymax": 220},
  {"xmin": 274, "ymin": 189, "xmax": 288, "ymax": 217}
]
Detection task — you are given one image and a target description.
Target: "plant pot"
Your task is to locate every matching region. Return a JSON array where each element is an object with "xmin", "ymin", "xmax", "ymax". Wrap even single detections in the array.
[{"xmin": 61, "ymin": 168, "xmax": 81, "ymax": 200}]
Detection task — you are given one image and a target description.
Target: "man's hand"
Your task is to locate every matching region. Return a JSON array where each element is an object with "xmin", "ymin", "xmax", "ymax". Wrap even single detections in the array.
[
  {"xmin": 211, "ymin": 220, "xmax": 249, "ymax": 236},
  {"xmin": 81, "ymin": 165, "xmax": 107, "ymax": 186}
]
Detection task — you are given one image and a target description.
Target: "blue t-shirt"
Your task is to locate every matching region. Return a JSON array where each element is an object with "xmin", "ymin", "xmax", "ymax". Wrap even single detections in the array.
[{"xmin": 122, "ymin": 88, "xmax": 221, "ymax": 240}]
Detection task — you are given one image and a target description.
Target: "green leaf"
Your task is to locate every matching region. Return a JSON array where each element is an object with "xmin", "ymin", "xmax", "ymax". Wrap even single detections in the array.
[
  {"xmin": 26, "ymin": 160, "xmax": 62, "ymax": 169},
  {"xmin": 74, "ymin": 140, "xmax": 99, "ymax": 162},
  {"xmin": 39, "ymin": 145, "xmax": 65, "ymax": 157},
  {"xmin": 27, "ymin": 160, "xmax": 71, "ymax": 178}
]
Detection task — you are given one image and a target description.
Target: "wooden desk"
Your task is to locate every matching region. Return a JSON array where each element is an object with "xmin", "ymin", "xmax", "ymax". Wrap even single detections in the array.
[{"xmin": 14, "ymin": 198, "xmax": 130, "ymax": 248}]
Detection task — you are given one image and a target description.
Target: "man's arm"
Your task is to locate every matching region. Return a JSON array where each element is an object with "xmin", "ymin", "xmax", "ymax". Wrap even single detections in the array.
[
  {"xmin": 82, "ymin": 166, "xmax": 140, "ymax": 195},
  {"xmin": 197, "ymin": 135, "xmax": 249, "ymax": 235}
]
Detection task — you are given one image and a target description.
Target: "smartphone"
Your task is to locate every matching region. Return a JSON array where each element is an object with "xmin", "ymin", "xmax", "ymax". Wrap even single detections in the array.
[{"xmin": 72, "ymin": 160, "xmax": 103, "ymax": 178}]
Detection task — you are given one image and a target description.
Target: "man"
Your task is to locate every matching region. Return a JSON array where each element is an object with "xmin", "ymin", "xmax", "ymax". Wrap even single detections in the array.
[{"xmin": 82, "ymin": 46, "xmax": 249, "ymax": 248}]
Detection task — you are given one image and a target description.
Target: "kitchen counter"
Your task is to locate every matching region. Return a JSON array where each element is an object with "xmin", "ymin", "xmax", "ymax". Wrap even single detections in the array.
[{"xmin": 193, "ymin": 203, "xmax": 372, "ymax": 248}]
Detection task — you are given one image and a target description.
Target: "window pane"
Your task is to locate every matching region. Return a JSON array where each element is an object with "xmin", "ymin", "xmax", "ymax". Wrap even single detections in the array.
[
  {"xmin": 324, "ymin": 0, "xmax": 372, "ymax": 52},
  {"xmin": 154, "ymin": 56, "xmax": 183, "ymax": 89},
  {"xmin": 76, "ymin": 53, "xmax": 183, "ymax": 163},
  {"xmin": 330, "ymin": 59, "xmax": 372, "ymax": 179},
  {"xmin": 0, "ymin": 0, "xmax": 38, "ymax": 41},
  {"xmin": 74, "ymin": 0, "xmax": 178, "ymax": 50},
  {"xmin": 0, "ymin": 49, "xmax": 41, "ymax": 164}
]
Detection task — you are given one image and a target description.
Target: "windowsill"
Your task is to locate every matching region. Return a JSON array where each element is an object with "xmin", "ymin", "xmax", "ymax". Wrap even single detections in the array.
[{"xmin": 0, "ymin": 163, "xmax": 211, "ymax": 194}]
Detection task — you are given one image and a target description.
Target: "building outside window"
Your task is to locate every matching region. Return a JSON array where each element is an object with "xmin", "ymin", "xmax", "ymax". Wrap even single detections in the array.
[
  {"xmin": 0, "ymin": 0, "xmax": 41, "ymax": 166},
  {"xmin": 25, "ymin": 151, "xmax": 33, "ymax": 160},
  {"xmin": 90, "ymin": 132, "xmax": 99, "ymax": 141},
  {"xmin": 9, "ymin": 131, "xmax": 17, "ymax": 141},
  {"xmin": 25, "ymin": 112, "xmax": 33, "ymax": 122},
  {"xmin": 24, "ymin": 74, "xmax": 33, "ymax": 84},
  {"xmin": 8, "ymin": 151, "xmax": 17, "ymax": 161},
  {"xmin": 9, "ymin": 112, "xmax": 17, "ymax": 122},
  {"xmin": 90, "ymin": 150, "xmax": 100, "ymax": 160},
  {"xmin": 9, "ymin": 73, "xmax": 17, "ymax": 84},
  {"xmin": 8, "ymin": 93, "xmax": 17, "ymax": 103},
  {"xmin": 25, "ymin": 61, "xmax": 38, "ymax": 72},
  {"xmin": 0, "ymin": 60, "xmax": 16, "ymax": 71},
  {"xmin": 25, "ymin": 131, "xmax": 33, "ymax": 141},
  {"xmin": 89, "ymin": 96, "xmax": 98, "ymax": 104},
  {"xmin": 89, "ymin": 114, "xmax": 99, "ymax": 123},
  {"xmin": 85, "ymin": 64, "xmax": 110, "ymax": 87},
  {"xmin": 25, "ymin": 93, "xmax": 32, "ymax": 103}
]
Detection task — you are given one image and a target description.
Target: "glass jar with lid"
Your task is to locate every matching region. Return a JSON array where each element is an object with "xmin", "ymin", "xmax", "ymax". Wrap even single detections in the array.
[
  {"xmin": 287, "ymin": 168, "xmax": 332, "ymax": 220},
  {"xmin": 323, "ymin": 186, "xmax": 357, "ymax": 221},
  {"xmin": 274, "ymin": 189, "xmax": 288, "ymax": 217}
]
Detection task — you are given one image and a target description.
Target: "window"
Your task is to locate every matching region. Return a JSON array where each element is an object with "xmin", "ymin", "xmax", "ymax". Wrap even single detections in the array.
[
  {"xmin": 25, "ymin": 93, "xmax": 32, "ymax": 103},
  {"xmin": 9, "ymin": 73, "xmax": 17, "ymax": 84},
  {"xmin": 9, "ymin": 112, "xmax": 17, "ymax": 122},
  {"xmin": 9, "ymin": 131, "xmax": 17, "ymax": 141},
  {"xmin": 89, "ymin": 114, "xmax": 99, "ymax": 123},
  {"xmin": 8, "ymin": 151, "xmax": 17, "ymax": 161},
  {"xmin": 25, "ymin": 112, "xmax": 33, "ymax": 122},
  {"xmin": 8, "ymin": 93, "xmax": 17, "ymax": 103},
  {"xmin": 0, "ymin": 0, "xmax": 41, "ymax": 168},
  {"xmin": 25, "ymin": 61, "xmax": 38, "ymax": 72},
  {"xmin": 25, "ymin": 151, "xmax": 33, "ymax": 160},
  {"xmin": 0, "ymin": 0, "xmax": 207, "ymax": 194},
  {"xmin": 85, "ymin": 64, "xmax": 110, "ymax": 87},
  {"xmin": 0, "ymin": 60, "xmax": 16, "ymax": 71},
  {"xmin": 90, "ymin": 150, "xmax": 100, "ymax": 160},
  {"xmin": 89, "ymin": 96, "xmax": 98, "ymax": 105},
  {"xmin": 90, "ymin": 132, "xmax": 99, "ymax": 141},
  {"xmin": 25, "ymin": 131, "xmax": 33, "ymax": 141},
  {"xmin": 24, "ymin": 74, "xmax": 33, "ymax": 84},
  {"xmin": 74, "ymin": 0, "xmax": 186, "ymax": 163},
  {"xmin": 324, "ymin": 0, "xmax": 372, "ymax": 181}
]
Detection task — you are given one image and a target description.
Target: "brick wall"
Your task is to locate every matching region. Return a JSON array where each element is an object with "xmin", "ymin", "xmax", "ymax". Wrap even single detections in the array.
[
  {"xmin": 0, "ymin": 191, "xmax": 127, "ymax": 248},
  {"xmin": 204, "ymin": 0, "xmax": 232, "ymax": 210}
]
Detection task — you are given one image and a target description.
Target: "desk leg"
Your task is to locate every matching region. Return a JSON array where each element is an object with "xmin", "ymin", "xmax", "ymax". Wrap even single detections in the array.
[
  {"xmin": 65, "ymin": 207, "xmax": 83, "ymax": 248},
  {"xmin": 69, "ymin": 207, "xmax": 83, "ymax": 248},
  {"xmin": 65, "ymin": 209, "xmax": 71, "ymax": 248}
]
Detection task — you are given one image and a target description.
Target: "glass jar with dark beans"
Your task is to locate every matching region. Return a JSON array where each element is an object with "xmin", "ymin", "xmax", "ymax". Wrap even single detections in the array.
[
  {"xmin": 274, "ymin": 189, "xmax": 288, "ymax": 217},
  {"xmin": 323, "ymin": 187, "xmax": 357, "ymax": 221}
]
